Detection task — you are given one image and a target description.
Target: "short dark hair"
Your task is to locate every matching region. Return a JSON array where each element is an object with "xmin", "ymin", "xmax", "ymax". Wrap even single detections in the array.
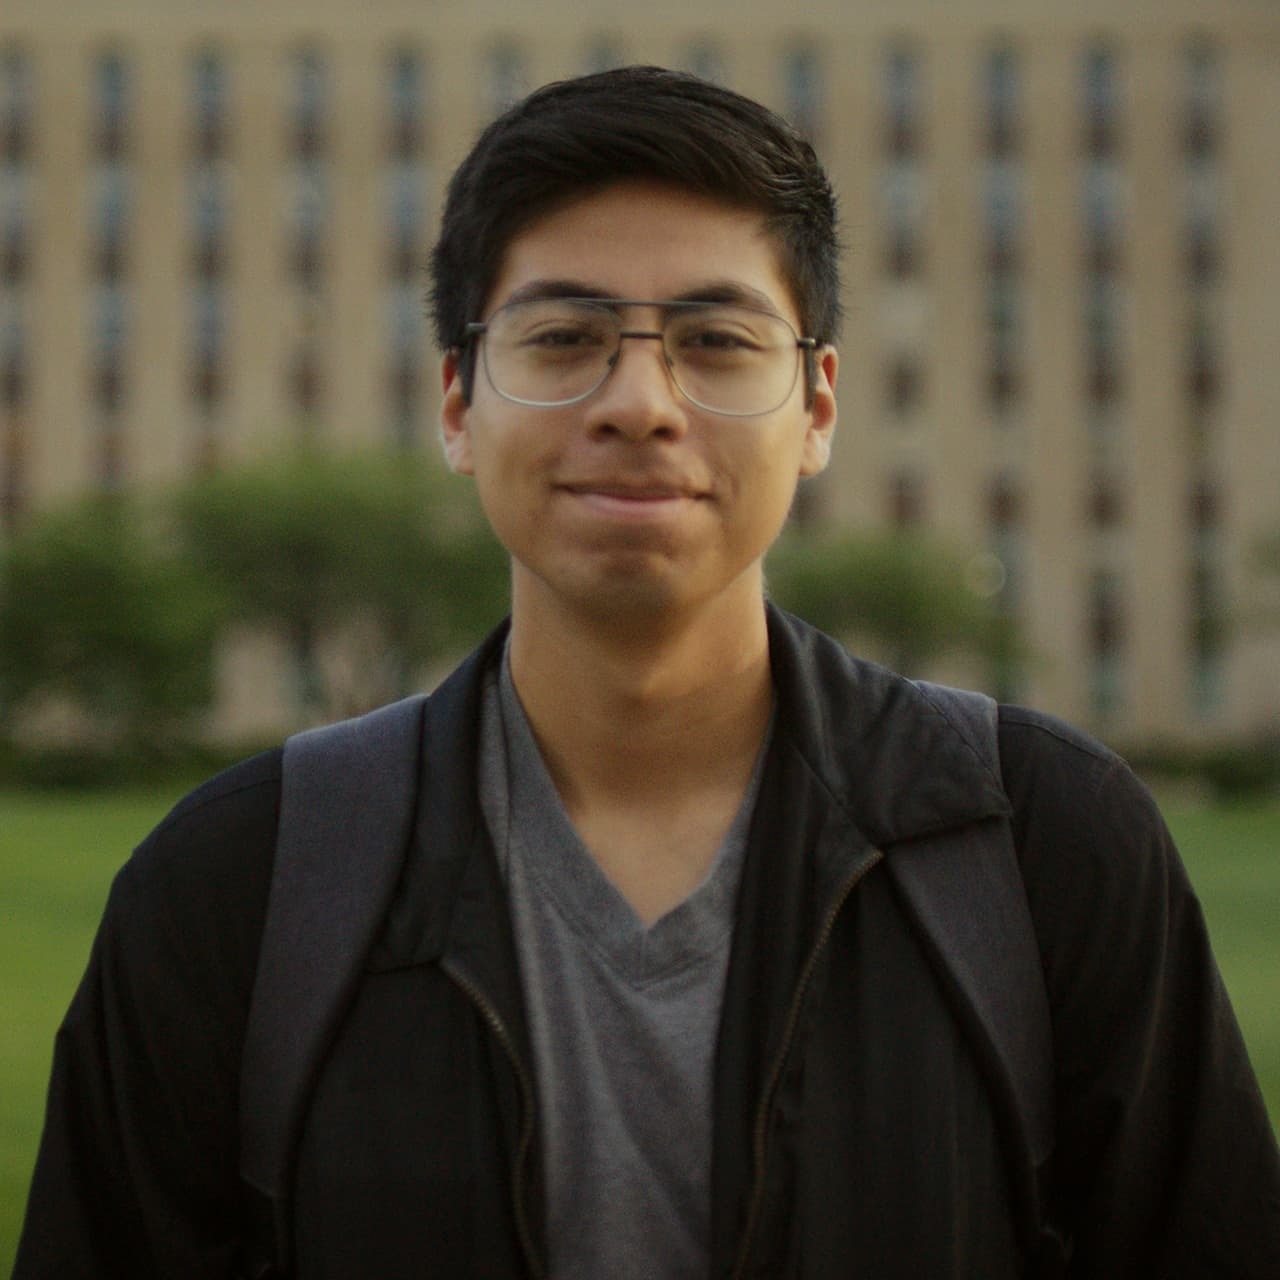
[{"xmin": 429, "ymin": 65, "xmax": 841, "ymax": 398}]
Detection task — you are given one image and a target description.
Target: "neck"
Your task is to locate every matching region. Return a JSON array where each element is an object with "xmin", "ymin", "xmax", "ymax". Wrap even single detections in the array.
[{"xmin": 507, "ymin": 579, "xmax": 774, "ymax": 814}]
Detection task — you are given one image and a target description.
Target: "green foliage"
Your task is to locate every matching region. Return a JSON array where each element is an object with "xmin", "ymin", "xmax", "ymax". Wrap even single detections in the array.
[
  {"xmin": 0, "ymin": 448, "xmax": 510, "ymax": 758},
  {"xmin": 175, "ymin": 447, "xmax": 509, "ymax": 716},
  {"xmin": 0, "ymin": 499, "xmax": 220, "ymax": 747},
  {"xmin": 767, "ymin": 529, "xmax": 1022, "ymax": 679}
]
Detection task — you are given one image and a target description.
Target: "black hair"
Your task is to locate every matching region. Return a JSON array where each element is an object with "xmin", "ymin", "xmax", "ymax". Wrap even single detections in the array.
[{"xmin": 429, "ymin": 65, "xmax": 841, "ymax": 399}]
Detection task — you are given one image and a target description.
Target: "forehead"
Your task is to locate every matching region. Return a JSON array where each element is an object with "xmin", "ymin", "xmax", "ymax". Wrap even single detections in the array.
[{"xmin": 484, "ymin": 181, "xmax": 798, "ymax": 322}]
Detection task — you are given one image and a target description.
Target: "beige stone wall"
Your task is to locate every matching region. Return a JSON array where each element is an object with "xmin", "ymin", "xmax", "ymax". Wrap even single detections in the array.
[{"xmin": 1, "ymin": 0, "xmax": 1277, "ymax": 743}]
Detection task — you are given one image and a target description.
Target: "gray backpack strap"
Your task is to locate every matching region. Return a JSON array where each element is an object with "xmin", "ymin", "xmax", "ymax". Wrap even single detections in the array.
[
  {"xmin": 239, "ymin": 694, "xmax": 428, "ymax": 1275},
  {"xmin": 887, "ymin": 682, "xmax": 1057, "ymax": 1263}
]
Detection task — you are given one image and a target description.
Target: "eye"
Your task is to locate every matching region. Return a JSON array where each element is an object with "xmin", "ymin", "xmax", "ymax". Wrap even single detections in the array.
[
  {"xmin": 525, "ymin": 325, "xmax": 601, "ymax": 348},
  {"xmin": 682, "ymin": 326, "xmax": 755, "ymax": 351}
]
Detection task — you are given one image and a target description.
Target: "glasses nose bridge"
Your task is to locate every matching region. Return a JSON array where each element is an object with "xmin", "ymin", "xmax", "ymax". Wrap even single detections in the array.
[{"xmin": 605, "ymin": 322, "xmax": 676, "ymax": 381}]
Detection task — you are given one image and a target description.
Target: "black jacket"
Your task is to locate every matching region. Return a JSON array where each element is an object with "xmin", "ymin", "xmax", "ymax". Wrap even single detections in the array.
[{"xmin": 16, "ymin": 610, "xmax": 1280, "ymax": 1278}]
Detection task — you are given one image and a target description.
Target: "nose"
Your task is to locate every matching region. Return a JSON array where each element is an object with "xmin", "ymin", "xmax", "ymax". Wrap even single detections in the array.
[{"xmin": 582, "ymin": 332, "xmax": 689, "ymax": 442}]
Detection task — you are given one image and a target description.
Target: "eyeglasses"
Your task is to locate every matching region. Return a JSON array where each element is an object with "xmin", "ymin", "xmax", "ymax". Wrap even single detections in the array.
[{"xmin": 464, "ymin": 297, "xmax": 817, "ymax": 418}]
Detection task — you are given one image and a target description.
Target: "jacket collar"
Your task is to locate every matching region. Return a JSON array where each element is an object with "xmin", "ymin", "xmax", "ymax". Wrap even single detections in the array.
[
  {"xmin": 388, "ymin": 604, "xmax": 1009, "ymax": 961},
  {"xmin": 764, "ymin": 602, "xmax": 1010, "ymax": 847}
]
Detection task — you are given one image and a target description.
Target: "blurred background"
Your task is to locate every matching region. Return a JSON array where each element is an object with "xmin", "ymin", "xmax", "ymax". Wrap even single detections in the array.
[
  {"xmin": 0, "ymin": 0, "xmax": 1277, "ymax": 751},
  {"xmin": 0, "ymin": 0, "xmax": 1277, "ymax": 1266}
]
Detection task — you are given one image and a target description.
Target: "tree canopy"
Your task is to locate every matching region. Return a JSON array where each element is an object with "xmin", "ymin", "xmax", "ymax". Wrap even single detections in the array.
[
  {"xmin": 0, "ymin": 499, "xmax": 221, "ymax": 748},
  {"xmin": 767, "ymin": 529, "xmax": 1022, "ymax": 682}
]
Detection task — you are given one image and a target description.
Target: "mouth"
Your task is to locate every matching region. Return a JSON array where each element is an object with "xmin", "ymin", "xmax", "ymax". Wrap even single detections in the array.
[
  {"xmin": 557, "ymin": 480, "xmax": 707, "ymax": 518},
  {"xmin": 560, "ymin": 477, "xmax": 705, "ymax": 500}
]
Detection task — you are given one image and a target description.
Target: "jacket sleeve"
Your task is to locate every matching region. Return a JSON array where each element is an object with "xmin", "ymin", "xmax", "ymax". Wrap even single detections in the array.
[
  {"xmin": 13, "ymin": 761, "xmax": 279, "ymax": 1279},
  {"xmin": 1002, "ymin": 709, "xmax": 1280, "ymax": 1277}
]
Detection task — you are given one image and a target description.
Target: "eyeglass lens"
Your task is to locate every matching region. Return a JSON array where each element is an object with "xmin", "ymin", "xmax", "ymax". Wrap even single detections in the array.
[{"xmin": 479, "ymin": 299, "xmax": 804, "ymax": 417}]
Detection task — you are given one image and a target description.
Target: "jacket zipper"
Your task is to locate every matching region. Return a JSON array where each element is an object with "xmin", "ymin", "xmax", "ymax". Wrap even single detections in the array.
[
  {"xmin": 441, "ymin": 958, "xmax": 546, "ymax": 1280},
  {"xmin": 729, "ymin": 847, "xmax": 886, "ymax": 1280}
]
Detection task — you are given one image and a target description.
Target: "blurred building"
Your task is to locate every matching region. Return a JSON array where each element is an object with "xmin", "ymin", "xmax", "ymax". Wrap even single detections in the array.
[{"xmin": 1, "ymin": 0, "xmax": 1277, "ymax": 743}]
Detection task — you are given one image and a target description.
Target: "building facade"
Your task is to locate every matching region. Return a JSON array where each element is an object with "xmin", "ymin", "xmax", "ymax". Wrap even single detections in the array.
[{"xmin": 1, "ymin": 0, "xmax": 1278, "ymax": 743}]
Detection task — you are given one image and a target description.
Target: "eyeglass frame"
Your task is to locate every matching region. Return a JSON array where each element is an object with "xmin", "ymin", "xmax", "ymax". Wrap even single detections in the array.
[{"xmin": 462, "ymin": 296, "xmax": 821, "ymax": 418}]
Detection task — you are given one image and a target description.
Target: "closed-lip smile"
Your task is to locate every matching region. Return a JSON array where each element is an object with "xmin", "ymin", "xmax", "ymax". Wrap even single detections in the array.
[{"xmin": 559, "ymin": 478, "xmax": 704, "ymax": 501}]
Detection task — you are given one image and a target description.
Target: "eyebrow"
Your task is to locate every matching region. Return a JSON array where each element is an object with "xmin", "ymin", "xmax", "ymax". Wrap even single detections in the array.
[{"xmin": 498, "ymin": 278, "xmax": 784, "ymax": 316}]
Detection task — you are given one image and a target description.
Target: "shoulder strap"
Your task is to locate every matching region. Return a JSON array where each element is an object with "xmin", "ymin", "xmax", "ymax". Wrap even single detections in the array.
[
  {"xmin": 239, "ymin": 694, "xmax": 429, "ymax": 1276},
  {"xmin": 887, "ymin": 682, "xmax": 1056, "ymax": 1259}
]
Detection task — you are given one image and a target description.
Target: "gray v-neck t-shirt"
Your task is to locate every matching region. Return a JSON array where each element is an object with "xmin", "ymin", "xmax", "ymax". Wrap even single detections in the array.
[{"xmin": 477, "ymin": 652, "xmax": 768, "ymax": 1280}]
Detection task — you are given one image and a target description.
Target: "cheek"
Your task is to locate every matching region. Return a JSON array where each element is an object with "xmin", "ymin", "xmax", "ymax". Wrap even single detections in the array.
[{"xmin": 464, "ymin": 428, "xmax": 549, "ymax": 542}]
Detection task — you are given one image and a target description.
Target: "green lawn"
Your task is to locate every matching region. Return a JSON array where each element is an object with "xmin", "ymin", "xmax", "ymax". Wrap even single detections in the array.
[{"xmin": 1, "ymin": 787, "xmax": 1277, "ymax": 1270}]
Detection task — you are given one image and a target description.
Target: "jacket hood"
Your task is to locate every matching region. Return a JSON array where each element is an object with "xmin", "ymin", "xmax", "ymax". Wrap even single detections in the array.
[{"xmin": 765, "ymin": 603, "xmax": 1010, "ymax": 847}]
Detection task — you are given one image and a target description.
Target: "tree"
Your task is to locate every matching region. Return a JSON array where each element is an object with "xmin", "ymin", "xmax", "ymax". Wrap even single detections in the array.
[
  {"xmin": 766, "ymin": 529, "xmax": 1023, "ymax": 682},
  {"xmin": 0, "ymin": 498, "xmax": 221, "ymax": 750},
  {"xmin": 175, "ymin": 448, "xmax": 509, "ymax": 718}
]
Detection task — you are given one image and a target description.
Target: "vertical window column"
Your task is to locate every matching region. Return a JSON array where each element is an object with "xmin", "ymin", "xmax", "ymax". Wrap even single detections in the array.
[
  {"xmin": 385, "ymin": 48, "xmax": 428, "ymax": 446},
  {"xmin": 683, "ymin": 40, "xmax": 726, "ymax": 86},
  {"xmin": 1183, "ymin": 40, "xmax": 1225, "ymax": 714},
  {"xmin": 784, "ymin": 45, "xmax": 822, "ymax": 149},
  {"xmin": 189, "ymin": 49, "xmax": 230, "ymax": 469},
  {"xmin": 879, "ymin": 42, "xmax": 929, "ymax": 522},
  {"xmin": 485, "ymin": 42, "xmax": 527, "ymax": 120},
  {"xmin": 286, "ymin": 47, "xmax": 328, "ymax": 430},
  {"xmin": 784, "ymin": 44, "xmax": 823, "ymax": 526},
  {"xmin": 987, "ymin": 470, "xmax": 1024, "ymax": 699},
  {"xmin": 981, "ymin": 46, "xmax": 1024, "ymax": 421},
  {"xmin": 581, "ymin": 37, "xmax": 625, "ymax": 76},
  {"xmin": 89, "ymin": 51, "xmax": 131, "ymax": 490},
  {"xmin": 1, "ymin": 45, "xmax": 32, "ymax": 527},
  {"xmin": 1080, "ymin": 43, "xmax": 1130, "ymax": 718}
]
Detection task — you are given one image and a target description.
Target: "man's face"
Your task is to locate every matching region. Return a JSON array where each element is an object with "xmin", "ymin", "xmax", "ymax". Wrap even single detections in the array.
[{"xmin": 440, "ymin": 180, "xmax": 837, "ymax": 628}]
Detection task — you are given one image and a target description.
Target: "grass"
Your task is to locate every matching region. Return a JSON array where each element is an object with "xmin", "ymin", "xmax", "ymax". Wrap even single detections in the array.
[{"xmin": 1, "ymin": 786, "xmax": 1277, "ymax": 1270}]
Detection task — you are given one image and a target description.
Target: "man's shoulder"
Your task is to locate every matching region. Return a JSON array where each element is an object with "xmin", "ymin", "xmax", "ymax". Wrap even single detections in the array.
[
  {"xmin": 996, "ymin": 703, "xmax": 1129, "ymax": 794},
  {"xmin": 995, "ymin": 701, "xmax": 1168, "ymax": 858},
  {"xmin": 120, "ymin": 748, "xmax": 284, "ymax": 913},
  {"xmin": 142, "ymin": 748, "xmax": 283, "ymax": 851},
  {"xmin": 993, "ymin": 703, "xmax": 1185, "ymax": 972}
]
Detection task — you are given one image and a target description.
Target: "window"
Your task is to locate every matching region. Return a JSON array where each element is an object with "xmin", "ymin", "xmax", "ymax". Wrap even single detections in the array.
[
  {"xmin": 90, "ymin": 280, "xmax": 127, "ymax": 357},
  {"xmin": 95, "ymin": 50, "xmax": 129, "ymax": 159},
  {"xmin": 988, "ymin": 472, "xmax": 1021, "ymax": 531},
  {"xmin": 91, "ymin": 161, "xmax": 130, "ymax": 277},
  {"xmin": 386, "ymin": 162, "xmax": 423, "ymax": 277},
  {"xmin": 983, "ymin": 158, "xmax": 1022, "ymax": 272},
  {"xmin": 192, "ymin": 49, "xmax": 227, "ymax": 161},
  {"xmin": 192, "ymin": 282, "xmax": 226, "ymax": 366},
  {"xmin": 1, "ymin": 46, "xmax": 32, "ymax": 164},
  {"xmin": 1083, "ymin": 160, "xmax": 1125, "ymax": 273},
  {"xmin": 1088, "ymin": 566, "xmax": 1126, "ymax": 715},
  {"xmin": 889, "ymin": 470, "xmax": 925, "ymax": 529},
  {"xmin": 685, "ymin": 41, "xmax": 725, "ymax": 86},
  {"xmin": 487, "ymin": 43, "xmax": 527, "ymax": 117},
  {"xmin": 1082, "ymin": 44, "xmax": 1121, "ymax": 159},
  {"xmin": 583, "ymin": 37, "xmax": 625, "ymax": 75},
  {"xmin": 785, "ymin": 46, "xmax": 822, "ymax": 143},
  {"xmin": 388, "ymin": 48, "xmax": 423, "ymax": 159},
  {"xmin": 1088, "ymin": 471, "xmax": 1123, "ymax": 528},
  {"xmin": 887, "ymin": 355, "xmax": 923, "ymax": 416},
  {"xmin": 1184, "ymin": 39, "xmax": 1219, "ymax": 162},
  {"xmin": 884, "ymin": 43, "xmax": 921, "ymax": 158},
  {"xmin": 0, "ymin": 293, "xmax": 23, "ymax": 404},
  {"xmin": 984, "ymin": 44, "xmax": 1019, "ymax": 158},
  {"xmin": 290, "ymin": 345, "xmax": 321, "ymax": 414},
  {"xmin": 289, "ymin": 162, "xmax": 327, "ymax": 287},
  {"xmin": 292, "ymin": 47, "xmax": 327, "ymax": 160},
  {"xmin": 190, "ymin": 163, "xmax": 227, "ymax": 277},
  {"xmin": 0, "ymin": 162, "xmax": 29, "ymax": 284},
  {"xmin": 881, "ymin": 161, "xmax": 926, "ymax": 278}
]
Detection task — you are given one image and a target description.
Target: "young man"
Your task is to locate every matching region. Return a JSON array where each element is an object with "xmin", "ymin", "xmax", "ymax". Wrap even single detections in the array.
[{"xmin": 16, "ymin": 67, "xmax": 1280, "ymax": 1279}]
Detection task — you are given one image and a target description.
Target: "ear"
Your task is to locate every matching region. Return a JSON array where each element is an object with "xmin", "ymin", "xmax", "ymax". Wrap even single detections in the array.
[
  {"xmin": 798, "ymin": 345, "xmax": 838, "ymax": 478},
  {"xmin": 439, "ymin": 349, "xmax": 475, "ymax": 475}
]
